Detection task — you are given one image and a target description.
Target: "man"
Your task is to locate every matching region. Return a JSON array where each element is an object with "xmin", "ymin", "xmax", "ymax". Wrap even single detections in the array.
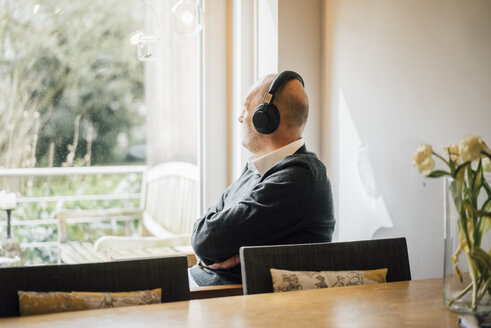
[{"xmin": 189, "ymin": 71, "xmax": 335, "ymax": 286}]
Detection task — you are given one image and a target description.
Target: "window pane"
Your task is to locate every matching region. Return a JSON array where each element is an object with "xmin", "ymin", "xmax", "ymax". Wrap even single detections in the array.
[
  {"xmin": 1, "ymin": 0, "xmax": 146, "ymax": 167},
  {"xmin": 0, "ymin": 0, "xmax": 201, "ymax": 266}
]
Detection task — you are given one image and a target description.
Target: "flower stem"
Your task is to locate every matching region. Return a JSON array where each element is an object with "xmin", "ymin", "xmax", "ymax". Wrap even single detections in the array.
[
  {"xmin": 448, "ymin": 282, "xmax": 473, "ymax": 307},
  {"xmin": 433, "ymin": 151, "xmax": 450, "ymax": 166},
  {"xmin": 477, "ymin": 277, "xmax": 491, "ymax": 303},
  {"xmin": 466, "ymin": 252, "xmax": 479, "ymax": 311}
]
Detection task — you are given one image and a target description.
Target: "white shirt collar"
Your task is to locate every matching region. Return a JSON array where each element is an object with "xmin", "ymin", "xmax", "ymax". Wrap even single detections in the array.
[{"xmin": 247, "ymin": 138, "xmax": 305, "ymax": 176}]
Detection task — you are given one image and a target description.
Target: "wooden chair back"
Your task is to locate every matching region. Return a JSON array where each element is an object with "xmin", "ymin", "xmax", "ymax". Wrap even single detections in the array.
[
  {"xmin": 240, "ymin": 237, "xmax": 411, "ymax": 295},
  {"xmin": 0, "ymin": 255, "xmax": 190, "ymax": 317},
  {"xmin": 142, "ymin": 162, "xmax": 199, "ymax": 237}
]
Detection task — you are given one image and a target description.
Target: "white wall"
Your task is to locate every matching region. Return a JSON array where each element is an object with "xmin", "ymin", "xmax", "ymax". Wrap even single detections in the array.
[
  {"xmin": 323, "ymin": 0, "xmax": 491, "ymax": 279},
  {"xmin": 278, "ymin": 0, "xmax": 322, "ymax": 156},
  {"xmin": 231, "ymin": 0, "xmax": 324, "ymax": 181}
]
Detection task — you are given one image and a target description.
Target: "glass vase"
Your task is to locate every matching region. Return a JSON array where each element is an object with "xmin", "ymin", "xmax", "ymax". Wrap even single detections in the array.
[{"xmin": 443, "ymin": 175, "xmax": 491, "ymax": 315}]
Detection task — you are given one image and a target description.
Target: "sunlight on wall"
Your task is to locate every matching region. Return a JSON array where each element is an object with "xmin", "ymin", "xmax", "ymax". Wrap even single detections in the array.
[
  {"xmin": 256, "ymin": 0, "xmax": 278, "ymax": 78},
  {"xmin": 338, "ymin": 89, "xmax": 393, "ymax": 241}
]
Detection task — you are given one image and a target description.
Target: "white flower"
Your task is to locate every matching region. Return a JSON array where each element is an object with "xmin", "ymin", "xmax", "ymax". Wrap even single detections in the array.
[
  {"xmin": 413, "ymin": 144, "xmax": 432, "ymax": 165},
  {"xmin": 483, "ymin": 157, "xmax": 491, "ymax": 172},
  {"xmin": 413, "ymin": 144, "xmax": 435, "ymax": 176},
  {"xmin": 443, "ymin": 144, "xmax": 459, "ymax": 156},
  {"xmin": 418, "ymin": 157, "xmax": 435, "ymax": 176},
  {"xmin": 481, "ymin": 140, "xmax": 491, "ymax": 155},
  {"xmin": 459, "ymin": 135, "xmax": 489, "ymax": 162}
]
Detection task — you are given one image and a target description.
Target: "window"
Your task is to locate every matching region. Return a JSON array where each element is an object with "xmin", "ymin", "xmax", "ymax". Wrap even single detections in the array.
[{"xmin": 0, "ymin": 0, "xmax": 202, "ymax": 266}]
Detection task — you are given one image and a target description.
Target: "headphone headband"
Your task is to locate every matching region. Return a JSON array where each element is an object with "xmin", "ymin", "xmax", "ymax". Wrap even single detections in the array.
[
  {"xmin": 264, "ymin": 70, "xmax": 305, "ymax": 104},
  {"xmin": 253, "ymin": 70, "xmax": 304, "ymax": 134}
]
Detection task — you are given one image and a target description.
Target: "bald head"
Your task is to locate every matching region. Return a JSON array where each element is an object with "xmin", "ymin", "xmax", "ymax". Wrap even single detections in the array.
[
  {"xmin": 275, "ymin": 77, "xmax": 309, "ymax": 130},
  {"xmin": 239, "ymin": 72, "xmax": 309, "ymax": 156},
  {"xmin": 255, "ymin": 73, "xmax": 309, "ymax": 132}
]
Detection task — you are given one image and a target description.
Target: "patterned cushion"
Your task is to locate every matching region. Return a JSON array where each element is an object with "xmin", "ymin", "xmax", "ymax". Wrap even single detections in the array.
[
  {"xmin": 270, "ymin": 268, "xmax": 387, "ymax": 292},
  {"xmin": 18, "ymin": 288, "xmax": 161, "ymax": 316}
]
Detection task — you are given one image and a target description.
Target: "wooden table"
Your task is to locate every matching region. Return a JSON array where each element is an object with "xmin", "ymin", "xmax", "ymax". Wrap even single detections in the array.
[{"xmin": 0, "ymin": 278, "xmax": 459, "ymax": 327}]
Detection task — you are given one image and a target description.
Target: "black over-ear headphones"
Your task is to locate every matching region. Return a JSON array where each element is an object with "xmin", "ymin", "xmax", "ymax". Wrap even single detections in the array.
[{"xmin": 252, "ymin": 70, "xmax": 305, "ymax": 134}]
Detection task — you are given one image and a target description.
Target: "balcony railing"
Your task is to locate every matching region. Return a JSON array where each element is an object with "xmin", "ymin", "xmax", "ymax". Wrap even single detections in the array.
[{"xmin": 0, "ymin": 166, "xmax": 146, "ymax": 266}]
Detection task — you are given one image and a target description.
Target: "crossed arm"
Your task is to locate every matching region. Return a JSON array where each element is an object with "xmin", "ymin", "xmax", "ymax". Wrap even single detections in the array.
[{"xmin": 191, "ymin": 164, "xmax": 313, "ymax": 268}]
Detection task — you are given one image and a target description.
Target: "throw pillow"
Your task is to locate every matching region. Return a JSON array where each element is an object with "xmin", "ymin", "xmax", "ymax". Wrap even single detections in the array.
[
  {"xmin": 270, "ymin": 268, "xmax": 387, "ymax": 292},
  {"xmin": 18, "ymin": 288, "xmax": 161, "ymax": 316}
]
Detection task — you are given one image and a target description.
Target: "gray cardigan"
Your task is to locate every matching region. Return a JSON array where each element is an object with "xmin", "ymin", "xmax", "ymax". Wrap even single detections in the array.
[{"xmin": 190, "ymin": 145, "xmax": 335, "ymax": 286}]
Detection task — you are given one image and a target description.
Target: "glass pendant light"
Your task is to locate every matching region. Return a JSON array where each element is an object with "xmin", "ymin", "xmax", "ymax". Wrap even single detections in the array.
[
  {"xmin": 129, "ymin": 5, "xmax": 160, "ymax": 62},
  {"xmin": 171, "ymin": 0, "xmax": 203, "ymax": 36}
]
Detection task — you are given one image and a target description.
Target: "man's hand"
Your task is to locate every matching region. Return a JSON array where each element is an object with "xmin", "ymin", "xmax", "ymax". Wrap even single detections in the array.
[{"xmin": 206, "ymin": 254, "xmax": 240, "ymax": 270}]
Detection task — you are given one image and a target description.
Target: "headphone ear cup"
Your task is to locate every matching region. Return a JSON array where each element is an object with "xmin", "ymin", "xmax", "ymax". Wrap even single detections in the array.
[
  {"xmin": 253, "ymin": 103, "xmax": 280, "ymax": 134},
  {"xmin": 267, "ymin": 104, "xmax": 280, "ymax": 133}
]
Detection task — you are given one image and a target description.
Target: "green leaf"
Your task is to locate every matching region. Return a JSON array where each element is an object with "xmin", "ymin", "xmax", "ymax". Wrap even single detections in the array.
[
  {"xmin": 473, "ymin": 160, "xmax": 483, "ymax": 197},
  {"xmin": 465, "ymin": 201, "xmax": 491, "ymax": 218},
  {"xmin": 483, "ymin": 179, "xmax": 491, "ymax": 198},
  {"xmin": 449, "ymin": 158, "xmax": 456, "ymax": 175},
  {"xmin": 455, "ymin": 169, "xmax": 466, "ymax": 196},
  {"xmin": 428, "ymin": 170, "xmax": 450, "ymax": 178},
  {"xmin": 478, "ymin": 217, "xmax": 491, "ymax": 239},
  {"xmin": 468, "ymin": 165, "xmax": 475, "ymax": 191},
  {"xmin": 464, "ymin": 200, "xmax": 478, "ymax": 218},
  {"xmin": 483, "ymin": 198, "xmax": 491, "ymax": 213},
  {"xmin": 455, "ymin": 162, "xmax": 470, "ymax": 178},
  {"xmin": 470, "ymin": 246, "xmax": 491, "ymax": 272}
]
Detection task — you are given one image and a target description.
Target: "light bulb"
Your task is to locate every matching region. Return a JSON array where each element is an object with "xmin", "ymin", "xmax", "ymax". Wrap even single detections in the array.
[
  {"xmin": 171, "ymin": 0, "xmax": 203, "ymax": 36},
  {"xmin": 137, "ymin": 34, "xmax": 159, "ymax": 62},
  {"xmin": 129, "ymin": 5, "xmax": 161, "ymax": 61},
  {"xmin": 180, "ymin": 11, "xmax": 194, "ymax": 25},
  {"xmin": 130, "ymin": 32, "xmax": 159, "ymax": 62},
  {"xmin": 129, "ymin": 32, "xmax": 142, "ymax": 45}
]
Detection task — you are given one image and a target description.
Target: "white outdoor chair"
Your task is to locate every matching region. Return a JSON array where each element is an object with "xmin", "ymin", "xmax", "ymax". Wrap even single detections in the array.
[{"xmin": 55, "ymin": 161, "xmax": 199, "ymax": 264}]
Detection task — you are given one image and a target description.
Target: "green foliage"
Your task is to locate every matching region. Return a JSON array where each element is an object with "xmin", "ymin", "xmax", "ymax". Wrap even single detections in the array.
[
  {"xmin": 414, "ymin": 136, "xmax": 491, "ymax": 311},
  {"xmin": 3, "ymin": 172, "xmax": 142, "ymax": 265},
  {"xmin": 427, "ymin": 170, "xmax": 450, "ymax": 178},
  {"xmin": 447, "ymin": 161, "xmax": 490, "ymax": 310},
  {"xmin": 0, "ymin": 0, "xmax": 145, "ymax": 168}
]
